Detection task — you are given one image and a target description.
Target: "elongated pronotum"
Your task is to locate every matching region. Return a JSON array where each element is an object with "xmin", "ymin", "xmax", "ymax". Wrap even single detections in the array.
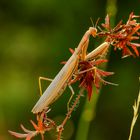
[{"xmin": 32, "ymin": 26, "xmax": 110, "ymax": 114}]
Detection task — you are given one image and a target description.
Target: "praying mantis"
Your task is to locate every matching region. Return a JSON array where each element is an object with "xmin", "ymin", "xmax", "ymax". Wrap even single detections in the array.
[{"xmin": 32, "ymin": 27, "xmax": 110, "ymax": 114}]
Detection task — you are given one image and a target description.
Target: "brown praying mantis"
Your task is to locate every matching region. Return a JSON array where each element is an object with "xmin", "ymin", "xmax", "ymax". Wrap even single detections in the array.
[
  {"xmin": 32, "ymin": 27, "xmax": 110, "ymax": 114},
  {"xmin": 9, "ymin": 12, "xmax": 140, "ymax": 140}
]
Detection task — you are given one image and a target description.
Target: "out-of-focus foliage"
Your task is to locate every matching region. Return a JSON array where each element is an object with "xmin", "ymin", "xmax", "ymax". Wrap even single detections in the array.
[{"xmin": 0, "ymin": 0, "xmax": 140, "ymax": 140}]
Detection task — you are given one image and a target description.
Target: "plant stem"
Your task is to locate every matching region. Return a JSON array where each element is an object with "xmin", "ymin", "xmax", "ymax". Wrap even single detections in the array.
[
  {"xmin": 75, "ymin": 1, "xmax": 117, "ymax": 140},
  {"xmin": 106, "ymin": 0, "xmax": 117, "ymax": 22},
  {"xmin": 57, "ymin": 88, "xmax": 85, "ymax": 140},
  {"xmin": 64, "ymin": 88, "xmax": 85, "ymax": 126},
  {"xmin": 128, "ymin": 78, "xmax": 140, "ymax": 140},
  {"xmin": 75, "ymin": 87, "xmax": 99, "ymax": 140}
]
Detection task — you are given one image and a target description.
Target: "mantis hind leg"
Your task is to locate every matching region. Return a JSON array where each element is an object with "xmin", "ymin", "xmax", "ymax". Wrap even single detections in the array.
[
  {"xmin": 39, "ymin": 77, "xmax": 53, "ymax": 96},
  {"xmin": 67, "ymin": 85, "xmax": 75, "ymax": 112}
]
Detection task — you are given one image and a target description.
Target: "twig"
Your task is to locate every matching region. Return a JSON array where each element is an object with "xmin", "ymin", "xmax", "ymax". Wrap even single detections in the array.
[{"xmin": 57, "ymin": 88, "xmax": 85, "ymax": 140}]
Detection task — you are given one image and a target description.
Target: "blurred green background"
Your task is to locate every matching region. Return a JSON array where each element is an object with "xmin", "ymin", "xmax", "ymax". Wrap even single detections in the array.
[{"xmin": 0, "ymin": 0, "xmax": 140, "ymax": 140}]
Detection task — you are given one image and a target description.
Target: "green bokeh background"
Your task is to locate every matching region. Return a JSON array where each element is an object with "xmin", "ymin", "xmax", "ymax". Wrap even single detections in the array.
[{"xmin": 0, "ymin": 0, "xmax": 140, "ymax": 140}]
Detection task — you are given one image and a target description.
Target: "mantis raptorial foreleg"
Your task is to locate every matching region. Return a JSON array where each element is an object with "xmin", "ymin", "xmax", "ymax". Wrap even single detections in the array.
[
  {"xmin": 39, "ymin": 77, "xmax": 53, "ymax": 96},
  {"xmin": 66, "ymin": 39, "xmax": 90, "ymax": 111}
]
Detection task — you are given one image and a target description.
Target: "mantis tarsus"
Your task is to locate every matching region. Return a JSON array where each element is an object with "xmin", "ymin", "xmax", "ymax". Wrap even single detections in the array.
[{"xmin": 32, "ymin": 26, "xmax": 110, "ymax": 114}]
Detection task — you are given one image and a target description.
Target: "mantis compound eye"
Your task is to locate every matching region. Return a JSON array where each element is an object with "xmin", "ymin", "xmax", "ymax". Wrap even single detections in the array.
[{"xmin": 90, "ymin": 27, "xmax": 97, "ymax": 37}]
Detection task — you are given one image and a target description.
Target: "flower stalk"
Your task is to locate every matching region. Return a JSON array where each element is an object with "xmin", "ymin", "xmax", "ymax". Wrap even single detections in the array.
[{"xmin": 128, "ymin": 78, "xmax": 140, "ymax": 140}]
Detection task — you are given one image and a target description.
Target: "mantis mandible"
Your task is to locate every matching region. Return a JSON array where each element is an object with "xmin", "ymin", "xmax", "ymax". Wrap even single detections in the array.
[{"xmin": 32, "ymin": 27, "xmax": 110, "ymax": 114}]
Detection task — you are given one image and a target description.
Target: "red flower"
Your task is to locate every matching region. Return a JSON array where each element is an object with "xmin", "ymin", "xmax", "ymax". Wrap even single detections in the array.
[
  {"xmin": 9, "ymin": 111, "xmax": 55, "ymax": 140},
  {"xmin": 72, "ymin": 59, "xmax": 116, "ymax": 100},
  {"xmin": 98, "ymin": 12, "xmax": 140, "ymax": 57}
]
